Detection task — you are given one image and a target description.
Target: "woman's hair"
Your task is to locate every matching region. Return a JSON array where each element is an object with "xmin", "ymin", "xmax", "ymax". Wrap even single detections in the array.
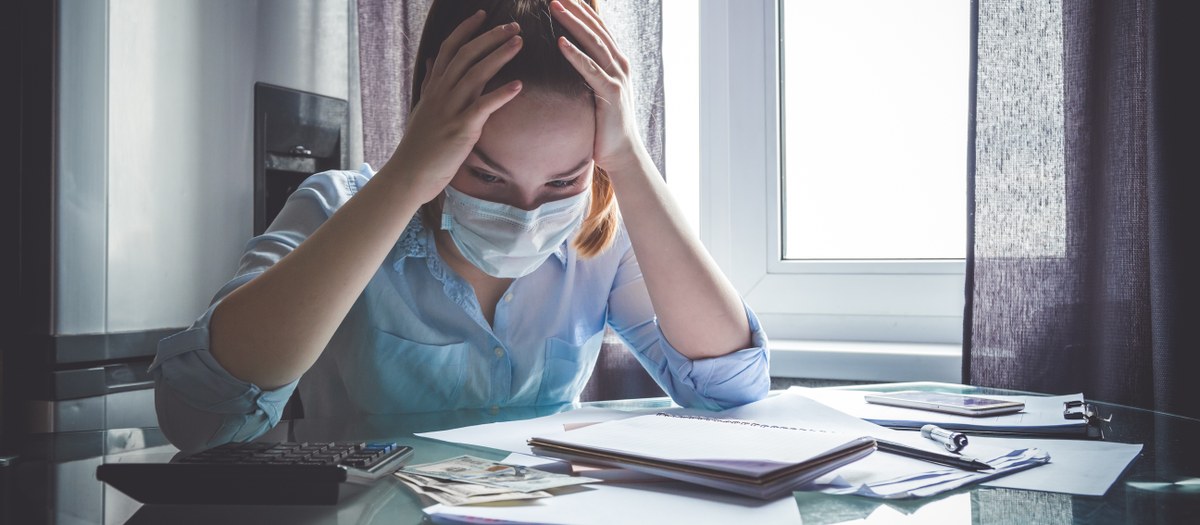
[{"xmin": 413, "ymin": 0, "xmax": 620, "ymax": 260}]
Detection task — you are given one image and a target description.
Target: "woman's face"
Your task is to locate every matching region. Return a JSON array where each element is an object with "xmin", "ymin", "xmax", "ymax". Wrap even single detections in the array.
[{"xmin": 448, "ymin": 91, "xmax": 596, "ymax": 210}]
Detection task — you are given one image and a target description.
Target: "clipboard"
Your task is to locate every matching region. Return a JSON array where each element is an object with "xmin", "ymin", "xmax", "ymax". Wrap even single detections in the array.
[{"xmin": 797, "ymin": 390, "xmax": 1105, "ymax": 439}]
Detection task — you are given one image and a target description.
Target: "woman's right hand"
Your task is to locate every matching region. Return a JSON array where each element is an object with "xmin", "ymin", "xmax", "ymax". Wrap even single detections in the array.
[{"xmin": 383, "ymin": 10, "xmax": 525, "ymax": 204}]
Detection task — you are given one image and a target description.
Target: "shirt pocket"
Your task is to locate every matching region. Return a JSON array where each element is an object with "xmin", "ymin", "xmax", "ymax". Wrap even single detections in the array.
[
  {"xmin": 536, "ymin": 331, "xmax": 605, "ymax": 406},
  {"xmin": 347, "ymin": 328, "xmax": 471, "ymax": 414}
]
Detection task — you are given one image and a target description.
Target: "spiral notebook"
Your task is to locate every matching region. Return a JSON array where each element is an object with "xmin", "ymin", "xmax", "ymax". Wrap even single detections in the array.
[{"xmin": 527, "ymin": 413, "xmax": 877, "ymax": 500}]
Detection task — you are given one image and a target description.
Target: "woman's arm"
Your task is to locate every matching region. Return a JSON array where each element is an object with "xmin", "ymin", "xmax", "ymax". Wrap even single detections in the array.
[
  {"xmin": 603, "ymin": 153, "xmax": 752, "ymax": 359},
  {"xmin": 209, "ymin": 171, "xmax": 424, "ymax": 389},
  {"xmin": 550, "ymin": 1, "xmax": 750, "ymax": 359},
  {"xmin": 210, "ymin": 13, "xmax": 526, "ymax": 389}
]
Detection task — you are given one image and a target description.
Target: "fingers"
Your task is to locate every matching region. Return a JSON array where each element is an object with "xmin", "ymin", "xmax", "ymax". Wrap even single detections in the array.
[
  {"xmin": 467, "ymin": 80, "xmax": 524, "ymax": 125},
  {"xmin": 550, "ymin": 0, "xmax": 625, "ymax": 74},
  {"xmin": 575, "ymin": 0, "xmax": 615, "ymax": 36},
  {"xmin": 431, "ymin": 10, "xmax": 487, "ymax": 80},
  {"xmin": 573, "ymin": 1, "xmax": 630, "ymax": 72},
  {"xmin": 455, "ymin": 33, "xmax": 524, "ymax": 102},
  {"xmin": 420, "ymin": 58, "xmax": 434, "ymax": 98},
  {"xmin": 560, "ymin": 1, "xmax": 617, "ymax": 54},
  {"xmin": 442, "ymin": 22, "xmax": 521, "ymax": 87},
  {"xmin": 558, "ymin": 36, "xmax": 618, "ymax": 92}
]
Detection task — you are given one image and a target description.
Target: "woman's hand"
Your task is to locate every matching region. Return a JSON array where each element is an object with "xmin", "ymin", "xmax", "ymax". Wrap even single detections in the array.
[
  {"xmin": 384, "ymin": 10, "xmax": 525, "ymax": 204},
  {"xmin": 549, "ymin": 0, "xmax": 647, "ymax": 175}
]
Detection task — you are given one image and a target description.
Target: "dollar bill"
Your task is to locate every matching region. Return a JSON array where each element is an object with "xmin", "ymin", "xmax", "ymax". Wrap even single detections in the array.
[
  {"xmin": 394, "ymin": 472, "xmax": 553, "ymax": 506},
  {"xmin": 399, "ymin": 455, "xmax": 600, "ymax": 493}
]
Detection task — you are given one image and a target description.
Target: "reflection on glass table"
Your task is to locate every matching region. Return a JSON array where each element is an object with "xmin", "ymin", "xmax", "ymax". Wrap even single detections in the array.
[{"xmin": 9, "ymin": 384, "xmax": 1200, "ymax": 524}]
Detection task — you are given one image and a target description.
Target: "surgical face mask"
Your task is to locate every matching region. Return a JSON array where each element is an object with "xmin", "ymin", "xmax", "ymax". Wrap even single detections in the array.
[{"xmin": 440, "ymin": 185, "xmax": 591, "ymax": 278}]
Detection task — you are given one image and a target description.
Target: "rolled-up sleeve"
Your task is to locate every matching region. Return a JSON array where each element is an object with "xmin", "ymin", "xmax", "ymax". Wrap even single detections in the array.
[
  {"xmin": 150, "ymin": 167, "xmax": 364, "ymax": 452},
  {"xmin": 605, "ymin": 234, "xmax": 771, "ymax": 411}
]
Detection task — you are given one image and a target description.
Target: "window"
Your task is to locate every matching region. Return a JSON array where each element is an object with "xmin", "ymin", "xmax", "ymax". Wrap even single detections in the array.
[
  {"xmin": 664, "ymin": 1, "xmax": 968, "ymax": 380},
  {"xmin": 781, "ymin": 1, "xmax": 968, "ymax": 261}
]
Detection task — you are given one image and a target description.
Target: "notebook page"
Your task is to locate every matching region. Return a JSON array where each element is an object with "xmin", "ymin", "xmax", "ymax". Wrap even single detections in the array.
[{"xmin": 532, "ymin": 414, "xmax": 868, "ymax": 467}]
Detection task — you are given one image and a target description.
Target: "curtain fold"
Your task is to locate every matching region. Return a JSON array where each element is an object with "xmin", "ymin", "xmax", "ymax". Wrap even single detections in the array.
[{"xmin": 967, "ymin": 0, "xmax": 1200, "ymax": 419}]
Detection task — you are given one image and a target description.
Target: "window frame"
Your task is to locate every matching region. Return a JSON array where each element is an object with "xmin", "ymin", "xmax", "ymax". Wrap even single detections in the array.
[{"xmin": 697, "ymin": 0, "xmax": 967, "ymax": 346}]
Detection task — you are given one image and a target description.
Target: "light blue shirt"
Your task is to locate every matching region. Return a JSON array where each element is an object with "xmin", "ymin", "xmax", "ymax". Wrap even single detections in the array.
[{"xmin": 150, "ymin": 164, "xmax": 771, "ymax": 451}]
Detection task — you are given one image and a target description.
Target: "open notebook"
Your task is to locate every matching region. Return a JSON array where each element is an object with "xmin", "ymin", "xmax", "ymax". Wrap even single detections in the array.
[{"xmin": 527, "ymin": 412, "xmax": 876, "ymax": 500}]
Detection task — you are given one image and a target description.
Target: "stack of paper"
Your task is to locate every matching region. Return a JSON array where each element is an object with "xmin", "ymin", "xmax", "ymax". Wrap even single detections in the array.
[{"xmin": 528, "ymin": 412, "xmax": 877, "ymax": 499}]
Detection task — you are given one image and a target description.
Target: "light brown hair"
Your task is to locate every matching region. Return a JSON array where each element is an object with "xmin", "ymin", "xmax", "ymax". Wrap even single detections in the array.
[{"xmin": 413, "ymin": 0, "xmax": 620, "ymax": 259}]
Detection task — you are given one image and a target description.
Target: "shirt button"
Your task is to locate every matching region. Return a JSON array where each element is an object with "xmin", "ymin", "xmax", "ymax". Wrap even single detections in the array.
[
  {"xmin": 494, "ymin": 347, "xmax": 504, "ymax": 358},
  {"xmin": 504, "ymin": 293, "xmax": 514, "ymax": 302},
  {"xmin": 490, "ymin": 405, "xmax": 500, "ymax": 414}
]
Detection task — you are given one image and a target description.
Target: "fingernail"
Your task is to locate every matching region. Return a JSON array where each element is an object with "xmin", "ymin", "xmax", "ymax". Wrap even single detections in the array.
[
  {"xmin": 474, "ymin": 9, "xmax": 485, "ymax": 18},
  {"xmin": 508, "ymin": 35, "xmax": 522, "ymax": 47},
  {"xmin": 507, "ymin": 22, "xmax": 520, "ymax": 32}
]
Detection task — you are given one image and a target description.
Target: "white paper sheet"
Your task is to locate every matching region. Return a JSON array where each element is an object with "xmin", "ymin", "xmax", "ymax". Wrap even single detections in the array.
[
  {"xmin": 416, "ymin": 407, "xmax": 652, "ymax": 455},
  {"xmin": 977, "ymin": 437, "xmax": 1143, "ymax": 496}
]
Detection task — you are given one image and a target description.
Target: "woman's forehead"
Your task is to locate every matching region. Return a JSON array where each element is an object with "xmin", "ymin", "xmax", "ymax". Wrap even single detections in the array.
[{"xmin": 473, "ymin": 92, "xmax": 595, "ymax": 177}]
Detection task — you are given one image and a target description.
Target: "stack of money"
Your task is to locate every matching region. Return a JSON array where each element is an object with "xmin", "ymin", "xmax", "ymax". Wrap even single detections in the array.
[{"xmin": 395, "ymin": 455, "xmax": 600, "ymax": 506}]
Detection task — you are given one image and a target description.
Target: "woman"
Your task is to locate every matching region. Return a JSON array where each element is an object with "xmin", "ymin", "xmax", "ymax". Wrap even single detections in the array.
[{"xmin": 151, "ymin": 0, "xmax": 769, "ymax": 452}]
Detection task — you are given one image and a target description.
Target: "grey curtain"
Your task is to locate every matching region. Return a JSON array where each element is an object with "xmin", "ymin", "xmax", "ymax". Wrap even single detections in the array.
[
  {"xmin": 966, "ymin": 0, "xmax": 1200, "ymax": 419},
  {"xmin": 356, "ymin": 0, "xmax": 664, "ymax": 173},
  {"xmin": 356, "ymin": 0, "xmax": 666, "ymax": 401}
]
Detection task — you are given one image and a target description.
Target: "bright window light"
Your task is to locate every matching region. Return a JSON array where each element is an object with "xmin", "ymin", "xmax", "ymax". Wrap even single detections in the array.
[
  {"xmin": 781, "ymin": 0, "xmax": 969, "ymax": 260},
  {"xmin": 662, "ymin": 0, "xmax": 701, "ymax": 237}
]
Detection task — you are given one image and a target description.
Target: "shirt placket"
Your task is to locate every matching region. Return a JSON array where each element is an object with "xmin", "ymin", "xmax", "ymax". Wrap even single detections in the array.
[
  {"xmin": 427, "ymin": 249, "xmax": 515, "ymax": 411},
  {"xmin": 488, "ymin": 283, "xmax": 519, "ymax": 411}
]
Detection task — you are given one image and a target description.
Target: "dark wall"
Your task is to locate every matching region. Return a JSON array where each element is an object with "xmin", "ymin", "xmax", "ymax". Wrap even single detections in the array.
[{"xmin": 3, "ymin": 0, "xmax": 56, "ymax": 452}]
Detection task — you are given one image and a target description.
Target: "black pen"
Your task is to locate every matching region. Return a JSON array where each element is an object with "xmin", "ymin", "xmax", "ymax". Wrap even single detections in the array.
[{"xmin": 875, "ymin": 439, "xmax": 994, "ymax": 471}]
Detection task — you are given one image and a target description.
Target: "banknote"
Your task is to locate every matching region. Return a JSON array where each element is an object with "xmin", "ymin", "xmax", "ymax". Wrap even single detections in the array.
[
  {"xmin": 399, "ymin": 455, "xmax": 600, "ymax": 493},
  {"xmin": 394, "ymin": 472, "xmax": 552, "ymax": 506}
]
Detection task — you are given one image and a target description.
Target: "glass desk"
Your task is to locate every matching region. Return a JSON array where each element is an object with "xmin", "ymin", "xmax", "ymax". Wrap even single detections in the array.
[{"xmin": 8, "ymin": 383, "xmax": 1200, "ymax": 524}]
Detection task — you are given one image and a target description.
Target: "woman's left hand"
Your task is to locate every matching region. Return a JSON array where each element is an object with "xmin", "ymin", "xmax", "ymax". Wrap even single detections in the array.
[{"xmin": 550, "ymin": 0, "xmax": 647, "ymax": 174}]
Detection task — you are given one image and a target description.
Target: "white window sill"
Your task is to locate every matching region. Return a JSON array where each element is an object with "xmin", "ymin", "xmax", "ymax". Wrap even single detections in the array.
[{"xmin": 769, "ymin": 340, "xmax": 962, "ymax": 383}]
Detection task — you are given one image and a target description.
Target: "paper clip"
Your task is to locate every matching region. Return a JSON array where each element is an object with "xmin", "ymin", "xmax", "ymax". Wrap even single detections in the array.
[{"xmin": 1063, "ymin": 400, "xmax": 1110, "ymax": 425}]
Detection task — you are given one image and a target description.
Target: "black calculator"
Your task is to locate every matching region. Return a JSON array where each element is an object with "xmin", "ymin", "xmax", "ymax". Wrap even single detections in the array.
[{"xmin": 97, "ymin": 441, "xmax": 414, "ymax": 505}]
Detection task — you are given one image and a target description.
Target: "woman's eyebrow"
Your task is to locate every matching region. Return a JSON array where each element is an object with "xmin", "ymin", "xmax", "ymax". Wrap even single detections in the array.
[
  {"xmin": 471, "ymin": 146, "xmax": 591, "ymax": 180},
  {"xmin": 470, "ymin": 147, "xmax": 512, "ymax": 175},
  {"xmin": 551, "ymin": 158, "xmax": 593, "ymax": 180}
]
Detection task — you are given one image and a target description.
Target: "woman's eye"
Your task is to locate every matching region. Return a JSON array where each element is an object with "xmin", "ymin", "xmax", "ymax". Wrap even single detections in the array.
[
  {"xmin": 547, "ymin": 177, "xmax": 580, "ymax": 189},
  {"xmin": 471, "ymin": 170, "xmax": 501, "ymax": 184}
]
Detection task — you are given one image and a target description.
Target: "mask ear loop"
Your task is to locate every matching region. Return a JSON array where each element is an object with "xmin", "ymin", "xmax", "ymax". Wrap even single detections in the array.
[{"xmin": 439, "ymin": 189, "xmax": 456, "ymax": 231}]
